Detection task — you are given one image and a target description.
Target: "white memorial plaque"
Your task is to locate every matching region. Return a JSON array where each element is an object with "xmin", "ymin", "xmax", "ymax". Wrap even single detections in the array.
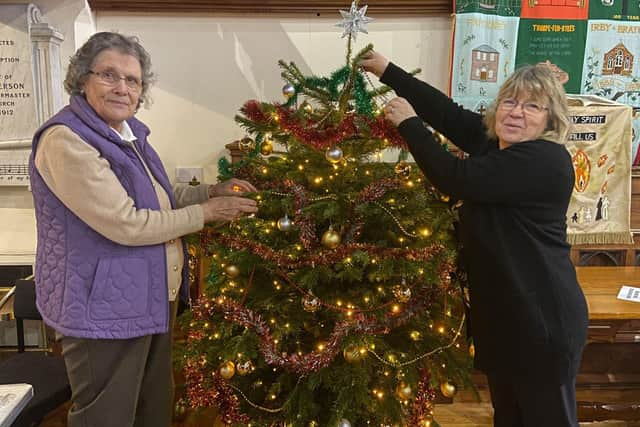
[{"xmin": 0, "ymin": 4, "xmax": 38, "ymax": 142}]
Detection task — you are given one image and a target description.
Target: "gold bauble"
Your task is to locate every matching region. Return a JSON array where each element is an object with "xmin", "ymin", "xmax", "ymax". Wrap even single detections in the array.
[
  {"xmin": 174, "ymin": 399, "xmax": 187, "ymax": 419},
  {"xmin": 239, "ymin": 136, "xmax": 256, "ymax": 152},
  {"xmin": 343, "ymin": 344, "xmax": 364, "ymax": 363},
  {"xmin": 394, "ymin": 160, "xmax": 412, "ymax": 179},
  {"xmin": 468, "ymin": 342, "xmax": 475, "ymax": 358},
  {"xmin": 219, "ymin": 360, "xmax": 236, "ymax": 379},
  {"xmin": 260, "ymin": 141, "xmax": 274, "ymax": 156},
  {"xmin": 409, "ymin": 330, "xmax": 422, "ymax": 341},
  {"xmin": 418, "ymin": 415, "xmax": 434, "ymax": 427},
  {"xmin": 392, "ymin": 285, "xmax": 412, "ymax": 303},
  {"xmin": 224, "ymin": 264, "xmax": 240, "ymax": 278},
  {"xmin": 440, "ymin": 194, "xmax": 450, "ymax": 203},
  {"xmin": 302, "ymin": 293, "xmax": 321, "ymax": 313},
  {"xmin": 433, "ymin": 131, "xmax": 445, "ymax": 145},
  {"xmin": 301, "ymin": 101, "xmax": 314, "ymax": 114},
  {"xmin": 307, "ymin": 421, "xmax": 319, "ymax": 427},
  {"xmin": 321, "ymin": 229, "xmax": 341, "ymax": 249},
  {"xmin": 395, "ymin": 381, "xmax": 413, "ymax": 400},
  {"xmin": 236, "ymin": 360, "xmax": 254, "ymax": 375},
  {"xmin": 440, "ymin": 381, "xmax": 457, "ymax": 398}
]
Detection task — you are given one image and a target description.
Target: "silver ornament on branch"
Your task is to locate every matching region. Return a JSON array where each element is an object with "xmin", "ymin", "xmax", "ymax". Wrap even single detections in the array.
[
  {"xmin": 282, "ymin": 83, "xmax": 296, "ymax": 99},
  {"xmin": 337, "ymin": 419, "xmax": 352, "ymax": 427},
  {"xmin": 325, "ymin": 146, "xmax": 344, "ymax": 164},
  {"xmin": 277, "ymin": 214, "xmax": 293, "ymax": 232}
]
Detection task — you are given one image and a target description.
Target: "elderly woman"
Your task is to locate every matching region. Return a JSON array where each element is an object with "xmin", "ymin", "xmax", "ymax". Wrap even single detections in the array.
[
  {"xmin": 361, "ymin": 52, "xmax": 589, "ymax": 426},
  {"xmin": 29, "ymin": 32, "xmax": 257, "ymax": 427}
]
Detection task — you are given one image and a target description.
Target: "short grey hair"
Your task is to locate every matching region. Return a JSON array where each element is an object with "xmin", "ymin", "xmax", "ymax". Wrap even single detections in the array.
[
  {"xmin": 483, "ymin": 64, "xmax": 571, "ymax": 144},
  {"xmin": 64, "ymin": 32, "xmax": 155, "ymax": 109}
]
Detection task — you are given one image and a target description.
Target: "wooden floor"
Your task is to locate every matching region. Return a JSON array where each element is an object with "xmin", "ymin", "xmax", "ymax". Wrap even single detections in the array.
[{"xmin": 39, "ymin": 391, "xmax": 640, "ymax": 427}]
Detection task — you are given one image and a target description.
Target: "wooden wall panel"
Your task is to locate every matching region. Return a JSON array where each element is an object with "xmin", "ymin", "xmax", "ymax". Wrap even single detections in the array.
[{"xmin": 87, "ymin": 0, "xmax": 452, "ymax": 15}]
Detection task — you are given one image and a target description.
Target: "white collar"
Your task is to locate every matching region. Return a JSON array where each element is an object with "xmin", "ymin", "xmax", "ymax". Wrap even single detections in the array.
[{"xmin": 111, "ymin": 121, "xmax": 137, "ymax": 143}]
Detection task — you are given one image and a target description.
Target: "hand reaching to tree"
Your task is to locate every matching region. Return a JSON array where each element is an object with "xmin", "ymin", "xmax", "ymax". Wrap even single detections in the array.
[{"xmin": 359, "ymin": 50, "xmax": 390, "ymax": 78}]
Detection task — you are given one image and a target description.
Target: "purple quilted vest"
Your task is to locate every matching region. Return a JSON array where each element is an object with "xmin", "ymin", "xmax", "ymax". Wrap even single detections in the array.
[{"xmin": 29, "ymin": 95, "xmax": 189, "ymax": 339}]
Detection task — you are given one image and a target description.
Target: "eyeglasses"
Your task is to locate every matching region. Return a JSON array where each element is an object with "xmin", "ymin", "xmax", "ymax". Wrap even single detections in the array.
[
  {"xmin": 88, "ymin": 69, "xmax": 142, "ymax": 91},
  {"xmin": 498, "ymin": 98, "xmax": 548, "ymax": 115}
]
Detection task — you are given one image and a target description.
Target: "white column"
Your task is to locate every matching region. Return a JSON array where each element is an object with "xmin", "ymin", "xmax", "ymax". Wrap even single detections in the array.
[{"xmin": 29, "ymin": 3, "xmax": 65, "ymax": 126}]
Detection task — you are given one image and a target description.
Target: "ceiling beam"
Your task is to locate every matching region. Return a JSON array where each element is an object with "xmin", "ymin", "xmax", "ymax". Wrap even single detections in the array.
[{"xmin": 87, "ymin": 1, "xmax": 452, "ymax": 16}]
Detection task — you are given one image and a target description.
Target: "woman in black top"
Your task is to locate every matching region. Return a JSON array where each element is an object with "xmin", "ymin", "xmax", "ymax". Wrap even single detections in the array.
[{"xmin": 361, "ymin": 51, "xmax": 588, "ymax": 427}]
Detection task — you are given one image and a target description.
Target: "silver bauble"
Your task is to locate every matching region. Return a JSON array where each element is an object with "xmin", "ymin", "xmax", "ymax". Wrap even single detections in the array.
[
  {"xmin": 337, "ymin": 419, "xmax": 352, "ymax": 427},
  {"xmin": 325, "ymin": 146, "xmax": 344, "ymax": 164},
  {"xmin": 277, "ymin": 214, "xmax": 292, "ymax": 231},
  {"xmin": 282, "ymin": 83, "xmax": 296, "ymax": 99}
]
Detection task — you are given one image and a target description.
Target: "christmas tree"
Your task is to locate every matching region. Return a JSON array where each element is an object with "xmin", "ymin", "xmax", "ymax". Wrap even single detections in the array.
[{"xmin": 181, "ymin": 2, "xmax": 472, "ymax": 426}]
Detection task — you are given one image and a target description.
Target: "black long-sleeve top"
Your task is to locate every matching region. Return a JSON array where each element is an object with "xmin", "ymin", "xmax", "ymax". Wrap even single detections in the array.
[{"xmin": 381, "ymin": 63, "xmax": 588, "ymax": 382}]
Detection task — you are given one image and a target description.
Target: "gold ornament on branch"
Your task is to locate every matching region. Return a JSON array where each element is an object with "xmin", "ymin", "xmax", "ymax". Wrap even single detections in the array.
[
  {"xmin": 260, "ymin": 141, "xmax": 274, "ymax": 156},
  {"xmin": 468, "ymin": 342, "xmax": 475, "ymax": 358},
  {"xmin": 321, "ymin": 228, "xmax": 341, "ymax": 249},
  {"xmin": 236, "ymin": 360, "xmax": 254, "ymax": 376},
  {"xmin": 224, "ymin": 264, "xmax": 240, "ymax": 279},
  {"xmin": 219, "ymin": 360, "xmax": 236, "ymax": 379},
  {"xmin": 392, "ymin": 284, "xmax": 412, "ymax": 303},
  {"xmin": 440, "ymin": 381, "xmax": 457, "ymax": 398},
  {"xmin": 394, "ymin": 160, "xmax": 412, "ymax": 179},
  {"xmin": 301, "ymin": 101, "xmax": 313, "ymax": 114},
  {"xmin": 343, "ymin": 344, "xmax": 365, "ymax": 363},
  {"xmin": 395, "ymin": 381, "xmax": 413, "ymax": 400},
  {"xmin": 238, "ymin": 136, "xmax": 256, "ymax": 152},
  {"xmin": 302, "ymin": 293, "xmax": 321, "ymax": 313}
]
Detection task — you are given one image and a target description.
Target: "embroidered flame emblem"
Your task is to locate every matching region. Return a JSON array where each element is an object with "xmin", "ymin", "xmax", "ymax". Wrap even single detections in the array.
[
  {"xmin": 573, "ymin": 150, "xmax": 590, "ymax": 193},
  {"xmin": 597, "ymin": 154, "xmax": 608, "ymax": 167}
]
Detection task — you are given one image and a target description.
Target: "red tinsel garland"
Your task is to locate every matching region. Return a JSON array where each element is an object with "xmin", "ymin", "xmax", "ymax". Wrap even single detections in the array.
[
  {"xmin": 240, "ymin": 100, "xmax": 406, "ymax": 149},
  {"xmin": 201, "ymin": 229, "xmax": 446, "ymax": 269},
  {"xmin": 407, "ymin": 369, "xmax": 437, "ymax": 426},
  {"xmin": 190, "ymin": 288, "xmax": 436, "ymax": 377}
]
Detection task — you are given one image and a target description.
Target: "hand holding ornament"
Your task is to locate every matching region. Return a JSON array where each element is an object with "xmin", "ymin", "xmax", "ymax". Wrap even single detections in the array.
[
  {"xmin": 208, "ymin": 178, "xmax": 257, "ymax": 197},
  {"xmin": 358, "ymin": 49, "xmax": 389, "ymax": 78}
]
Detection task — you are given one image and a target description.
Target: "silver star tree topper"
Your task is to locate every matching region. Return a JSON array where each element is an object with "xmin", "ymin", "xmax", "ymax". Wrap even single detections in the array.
[{"xmin": 335, "ymin": 1, "xmax": 373, "ymax": 42}]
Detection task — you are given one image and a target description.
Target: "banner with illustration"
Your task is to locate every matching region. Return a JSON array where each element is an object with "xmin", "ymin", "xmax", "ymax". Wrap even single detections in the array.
[
  {"xmin": 451, "ymin": 0, "xmax": 639, "ymax": 243},
  {"xmin": 566, "ymin": 95, "xmax": 633, "ymax": 244},
  {"xmin": 452, "ymin": 0, "xmax": 640, "ymax": 165}
]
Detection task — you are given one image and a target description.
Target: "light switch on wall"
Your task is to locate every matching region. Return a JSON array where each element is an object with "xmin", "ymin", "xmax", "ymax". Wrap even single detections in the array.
[{"xmin": 176, "ymin": 167, "xmax": 203, "ymax": 184}]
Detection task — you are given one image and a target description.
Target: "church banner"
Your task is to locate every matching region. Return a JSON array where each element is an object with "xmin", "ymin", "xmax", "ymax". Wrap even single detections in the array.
[
  {"xmin": 452, "ymin": 1, "xmax": 638, "ymax": 243},
  {"xmin": 452, "ymin": 0, "xmax": 640, "ymax": 165},
  {"xmin": 566, "ymin": 95, "xmax": 633, "ymax": 244}
]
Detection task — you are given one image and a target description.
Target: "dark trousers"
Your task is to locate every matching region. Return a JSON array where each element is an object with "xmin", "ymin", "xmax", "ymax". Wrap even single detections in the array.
[
  {"xmin": 487, "ymin": 373, "xmax": 579, "ymax": 427},
  {"xmin": 59, "ymin": 302, "xmax": 178, "ymax": 427}
]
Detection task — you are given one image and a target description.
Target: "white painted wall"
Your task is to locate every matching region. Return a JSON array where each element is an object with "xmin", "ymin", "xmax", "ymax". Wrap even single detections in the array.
[
  {"xmin": 96, "ymin": 12, "xmax": 453, "ymax": 182},
  {"xmin": 0, "ymin": 5, "xmax": 453, "ymax": 262}
]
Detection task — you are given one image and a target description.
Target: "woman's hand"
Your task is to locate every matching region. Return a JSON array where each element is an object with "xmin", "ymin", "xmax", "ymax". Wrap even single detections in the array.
[
  {"xmin": 359, "ymin": 50, "xmax": 390, "ymax": 78},
  {"xmin": 208, "ymin": 178, "xmax": 257, "ymax": 197},
  {"xmin": 384, "ymin": 97, "xmax": 417, "ymax": 127},
  {"xmin": 200, "ymin": 196, "xmax": 258, "ymax": 223}
]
